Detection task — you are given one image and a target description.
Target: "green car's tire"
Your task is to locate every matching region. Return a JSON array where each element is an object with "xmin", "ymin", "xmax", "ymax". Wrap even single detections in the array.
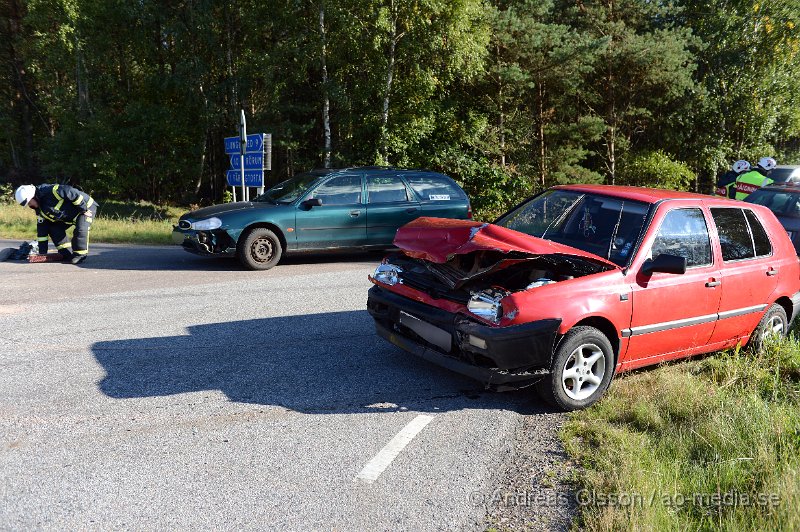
[{"xmin": 237, "ymin": 227, "xmax": 283, "ymax": 271}]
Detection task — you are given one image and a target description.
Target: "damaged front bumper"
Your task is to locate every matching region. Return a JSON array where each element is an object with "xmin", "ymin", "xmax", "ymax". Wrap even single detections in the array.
[
  {"xmin": 172, "ymin": 228, "xmax": 236, "ymax": 256},
  {"xmin": 367, "ymin": 285, "xmax": 561, "ymax": 390}
]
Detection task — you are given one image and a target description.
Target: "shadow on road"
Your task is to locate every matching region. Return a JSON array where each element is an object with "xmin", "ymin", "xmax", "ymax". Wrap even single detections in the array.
[
  {"xmin": 92, "ymin": 310, "xmax": 553, "ymax": 415},
  {"xmin": 76, "ymin": 244, "xmax": 381, "ymax": 272}
]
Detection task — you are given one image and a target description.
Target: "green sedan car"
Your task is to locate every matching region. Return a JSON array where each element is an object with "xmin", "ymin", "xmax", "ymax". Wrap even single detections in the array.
[{"xmin": 172, "ymin": 166, "xmax": 472, "ymax": 270}]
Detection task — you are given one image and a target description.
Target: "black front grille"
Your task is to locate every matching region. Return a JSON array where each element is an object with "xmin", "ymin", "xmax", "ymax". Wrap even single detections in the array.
[
  {"xmin": 399, "ymin": 271, "xmax": 470, "ymax": 304},
  {"xmin": 178, "ymin": 220, "xmax": 191, "ymax": 230}
]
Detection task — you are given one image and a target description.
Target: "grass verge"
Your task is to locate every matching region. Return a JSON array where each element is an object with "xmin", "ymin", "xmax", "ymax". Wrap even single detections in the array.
[
  {"xmin": 563, "ymin": 335, "xmax": 800, "ymax": 530},
  {"xmin": 0, "ymin": 201, "xmax": 185, "ymax": 246}
]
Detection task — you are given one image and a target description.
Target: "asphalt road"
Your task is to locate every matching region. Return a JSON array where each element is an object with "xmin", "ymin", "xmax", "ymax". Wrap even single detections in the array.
[{"xmin": 0, "ymin": 240, "xmax": 564, "ymax": 530}]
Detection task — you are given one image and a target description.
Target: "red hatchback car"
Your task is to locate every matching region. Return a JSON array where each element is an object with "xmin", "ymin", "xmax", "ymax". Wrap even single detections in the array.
[{"xmin": 367, "ymin": 185, "xmax": 800, "ymax": 410}]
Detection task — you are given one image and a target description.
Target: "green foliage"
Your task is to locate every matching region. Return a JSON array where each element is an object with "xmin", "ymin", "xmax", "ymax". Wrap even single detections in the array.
[
  {"xmin": 669, "ymin": 0, "xmax": 800, "ymax": 185},
  {"xmin": 1, "ymin": 0, "xmax": 799, "ymax": 207},
  {"xmin": 618, "ymin": 151, "xmax": 695, "ymax": 190},
  {"xmin": 0, "ymin": 183, "xmax": 15, "ymax": 205}
]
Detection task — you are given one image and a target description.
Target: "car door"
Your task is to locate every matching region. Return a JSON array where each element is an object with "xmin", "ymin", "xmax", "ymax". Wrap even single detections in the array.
[
  {"xmin": 622, "ymin": 206, "xmax": 723, "ymax": 367},
  {"xmin": 707, "ymin": 207, "xmax": 778, "ymax": 345},
  {"xmin": 365, "ymin": 173, "xmax": 421, "ymax": 246},
  {"xmin": 294, "ymin": 173, "xmax": 367, "ymax": 249}
]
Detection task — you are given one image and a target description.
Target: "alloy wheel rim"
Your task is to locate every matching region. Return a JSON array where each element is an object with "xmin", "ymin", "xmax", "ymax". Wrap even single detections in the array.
[
  {"xmin": 561, "ymin": 343, "xmax": 605, "ymax": 401},
  {"xmin": 251, "ymin": 237, "xmax": 274, "ymax": 263},
  {"xmin": 762, "ymin": 315, "xmax": 785, "ymax": 342}
]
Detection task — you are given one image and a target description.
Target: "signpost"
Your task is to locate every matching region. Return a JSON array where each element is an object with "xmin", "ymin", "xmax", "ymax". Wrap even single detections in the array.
[
  {"xmin": 224, "ymin": 111, "xmax": 272, "ymax": 201},
  {"xmin": 239, "ymin": 111, "xmax": 247, "ymax": 201}
]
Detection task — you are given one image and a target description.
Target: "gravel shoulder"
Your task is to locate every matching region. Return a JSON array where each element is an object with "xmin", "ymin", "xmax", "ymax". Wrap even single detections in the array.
[{"xmin": 483, "ymin": 408, "xmax": 576, "ymax": 531}]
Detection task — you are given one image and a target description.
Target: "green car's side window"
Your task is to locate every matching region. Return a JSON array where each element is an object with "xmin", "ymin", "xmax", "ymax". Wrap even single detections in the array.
[
  {"xmin": 312, "ymin": 175, "xmax": 363, "ymax": 205},
  {"xmin": 367, "ymin": 175, "xmax": 409, "ymax": 203},
  {"xmin": 405, "ymin": 174, "xmax": 466, "ymax": 201}
]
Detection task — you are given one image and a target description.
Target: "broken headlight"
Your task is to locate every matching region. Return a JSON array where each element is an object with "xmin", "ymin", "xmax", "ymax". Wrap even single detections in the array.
[
  {"xmin": 191, "ymin": 217, "xmax": 222, "ymax": 230},
  {"xmin": 373, "ymin": 262, "xmax": 402, "ymax": 286},
  {"xmin": 467, "ymin": 288, "xmax": 509, "ymax": 324}
]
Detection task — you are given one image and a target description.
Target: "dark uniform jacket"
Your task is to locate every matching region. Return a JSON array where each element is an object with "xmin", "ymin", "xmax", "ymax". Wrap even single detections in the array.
[
  {"xmin": 35, "ymin": 184, "xmax": 98, "ymax": 255},
  {"xmin": 35, "ymin": 184, "xmax": 95, "ymax": 224}
]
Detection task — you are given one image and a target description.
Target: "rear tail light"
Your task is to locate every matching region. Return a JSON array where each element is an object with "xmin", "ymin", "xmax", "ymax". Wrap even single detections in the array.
[{"xmin": 467, "ymin": 203, "xmax": 473, "ymax": 219}]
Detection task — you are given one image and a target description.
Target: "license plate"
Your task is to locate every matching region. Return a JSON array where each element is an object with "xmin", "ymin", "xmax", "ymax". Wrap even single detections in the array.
[{"xmin": 399, "ymin": 311, "xmax": 452, "ymax": 352}]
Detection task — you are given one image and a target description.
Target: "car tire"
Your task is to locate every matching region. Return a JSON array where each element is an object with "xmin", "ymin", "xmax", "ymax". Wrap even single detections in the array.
[
  {"xmin": 748, "ymin": 303, "xmax": 788, "ymax": 352},
  {"xmin": 237, "ymin": 227, "xmax": 283, "ymax": 271},
  {"xmin": 536, "ymin": 326, "xmax": 614, "ymax": 411}
]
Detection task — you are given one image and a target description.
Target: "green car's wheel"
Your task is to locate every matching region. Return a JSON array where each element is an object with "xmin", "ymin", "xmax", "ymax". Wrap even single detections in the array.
[{"xmin": 237, "ymin": 227, "xmax": 283, "ymax": 271}]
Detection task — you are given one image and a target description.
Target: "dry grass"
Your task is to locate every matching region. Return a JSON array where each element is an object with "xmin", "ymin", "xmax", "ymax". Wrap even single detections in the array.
[
  {"xmin": 0, "ymin": 201, "xmax": 185, "ymax": 245},
  {"xmin": 563, "ymin": 335, "xmax": 800, "ymax": 531}
]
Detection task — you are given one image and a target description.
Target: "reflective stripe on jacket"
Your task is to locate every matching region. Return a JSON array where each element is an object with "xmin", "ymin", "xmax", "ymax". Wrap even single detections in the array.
[
  {"xmin": 35, "ymin": 184, "xmax": 96, "ymax": 225},
  {"xmin": 734, "ymin": 171, "xmax": 773, "ymax": 200}
]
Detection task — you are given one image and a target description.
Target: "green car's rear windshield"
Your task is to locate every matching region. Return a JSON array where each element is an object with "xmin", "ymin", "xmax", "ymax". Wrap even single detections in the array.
[
  {"xmin": 495, "ymin": 189, "xmax": 650, "ymax": 266},
  {"xmin": 255, "ymin": 172, "xmax": 321, "ymax": 204},
  {"xmin": 747, "ymin": 189, "xmax": 800, "ymax": 218}
]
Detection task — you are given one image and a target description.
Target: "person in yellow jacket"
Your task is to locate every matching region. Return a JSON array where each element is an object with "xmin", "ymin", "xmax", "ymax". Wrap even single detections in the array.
[
  {"xmin": 715, "ymin": 159, "xmax": 751, "ymax": 198},
  {"xmin": 734, "ymin": 157, "xmax": 777, "ymax": 200}
]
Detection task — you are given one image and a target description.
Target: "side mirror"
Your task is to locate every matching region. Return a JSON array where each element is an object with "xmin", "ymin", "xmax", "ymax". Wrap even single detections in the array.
[
  {"xmin": 301, "ymin": 198, "xmax": 323, "ymax": 209},
  {"xmin": 642, "ymin": 253, "xmax": 687, "ymax": 275}
]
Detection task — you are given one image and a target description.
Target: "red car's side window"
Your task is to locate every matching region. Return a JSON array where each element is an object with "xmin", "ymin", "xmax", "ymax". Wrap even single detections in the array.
[
  {"xmin": 710, "ymin": 207, "xmax": 772, "ymax": 261},
  {"xmin": 650, "ymin": 208, "xmax": 712, "ymax": 268}
]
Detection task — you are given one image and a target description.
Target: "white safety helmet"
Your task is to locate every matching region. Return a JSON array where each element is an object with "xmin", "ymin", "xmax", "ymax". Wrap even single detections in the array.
[
  {"xmin": 732, "ymin": 160, "xmax": 751, "ymax": 173},
  {"xmin": 757, "ymin": 156, "xmax": 777, "ymax": 171},
  {"xmin": 14, "ymin": 185, "xmax": 36, "ymax": 206}
]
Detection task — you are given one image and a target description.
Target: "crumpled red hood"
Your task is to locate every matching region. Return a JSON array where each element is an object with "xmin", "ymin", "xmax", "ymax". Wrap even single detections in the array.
[{"xmin": 393, "ymin": 217, "xmax": 619, "ymax": 269}]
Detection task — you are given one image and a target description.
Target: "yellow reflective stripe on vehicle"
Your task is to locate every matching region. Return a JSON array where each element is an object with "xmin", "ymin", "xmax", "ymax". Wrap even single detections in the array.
[
  {"xmin": 86, "ymin": 198, "xmax": 94, "ymax": 209},
  {"xmin": 73, "ymin": 249, "xmax": 88, "ymax": 255},
  {"xmin": 52, "ymin": 185, "xmax": 64, "ymax": 212},
  {"xmin": 57, "ymin": 242, "xmax": 72, "ymax": 249},
  {"xmin": 37, "ymin": 237, "xmax": 48, "ymax": 242}
]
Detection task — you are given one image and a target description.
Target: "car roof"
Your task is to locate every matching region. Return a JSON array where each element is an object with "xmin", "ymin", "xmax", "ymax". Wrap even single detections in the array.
[
  {"xmin": 553, "ymin": 184, "xmax": 721, "ymax": 205},
  {"xmin": 770, "ymin": 165, "xmax": 800, "ymax": 183},
  {"xmin": 752, "ymin": 182, "xmax": 800, "ymax": 193},
  {"xmin": 306, "ymin": 166, "xmax": 448, "ymax": 177}
]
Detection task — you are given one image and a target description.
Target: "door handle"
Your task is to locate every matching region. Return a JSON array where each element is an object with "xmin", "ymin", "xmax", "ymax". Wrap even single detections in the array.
[
  {"xmin": 766, "ymin": 268, "xmax": 778, "ymax": 276},
  {"xmin": 350, "ymin": 210, "xmax": 361, "ymax": 217},
  {"xmin": 705, "ymin": 280, "xmax": 721, "ymax": 287},
  {"xmin": 406, "ymin": 207, "xmax": 419, "ymax": 214}
]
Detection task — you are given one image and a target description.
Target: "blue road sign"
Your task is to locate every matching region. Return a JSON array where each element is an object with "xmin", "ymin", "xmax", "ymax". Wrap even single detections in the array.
[
  {"xmin": 227, "ymin": 169, "xmax": 264, "ymax": 187},
  {"xmin": 224, "ymin": 134, "xmax": 265, "ymax": 155},
  {"xmin": 230, "ymin": 153, "xmax": 264, "ymax": 170}
]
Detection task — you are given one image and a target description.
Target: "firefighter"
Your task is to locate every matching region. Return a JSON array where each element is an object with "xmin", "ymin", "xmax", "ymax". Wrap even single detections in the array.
[
  {"xmin": 734, "ymin": 157, "xmax": 777, "ymax": 200},
  {"xmin": 14, "ymin": 183, "xmax": 99, "ymax": 264},
  {"xmin": 715, "ymin": 160, "xmax": 751, "ymax": 198}
]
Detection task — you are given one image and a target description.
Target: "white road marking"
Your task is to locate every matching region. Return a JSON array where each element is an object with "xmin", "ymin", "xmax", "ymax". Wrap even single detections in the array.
[{"xmin": 355, "ymin": 414, "xmax": 435, "ymax": 483}]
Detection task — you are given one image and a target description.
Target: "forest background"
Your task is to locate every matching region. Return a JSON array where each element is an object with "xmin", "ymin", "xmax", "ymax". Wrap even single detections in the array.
[{"xmin": 2, "ymin": 0, "xmax": 800, "ymax": 218}]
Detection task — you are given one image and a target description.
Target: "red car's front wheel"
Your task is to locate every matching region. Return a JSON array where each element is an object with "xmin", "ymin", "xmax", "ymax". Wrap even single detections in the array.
[{"xmin": 537, "ymin": 326, "xmax": 615, "ymax": 411}]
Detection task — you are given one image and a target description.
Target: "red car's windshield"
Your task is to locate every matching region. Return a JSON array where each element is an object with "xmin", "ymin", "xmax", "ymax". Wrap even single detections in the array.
[{"xmin": 495, "ymin": 189, "xmax": 650, "ymax": 266}]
